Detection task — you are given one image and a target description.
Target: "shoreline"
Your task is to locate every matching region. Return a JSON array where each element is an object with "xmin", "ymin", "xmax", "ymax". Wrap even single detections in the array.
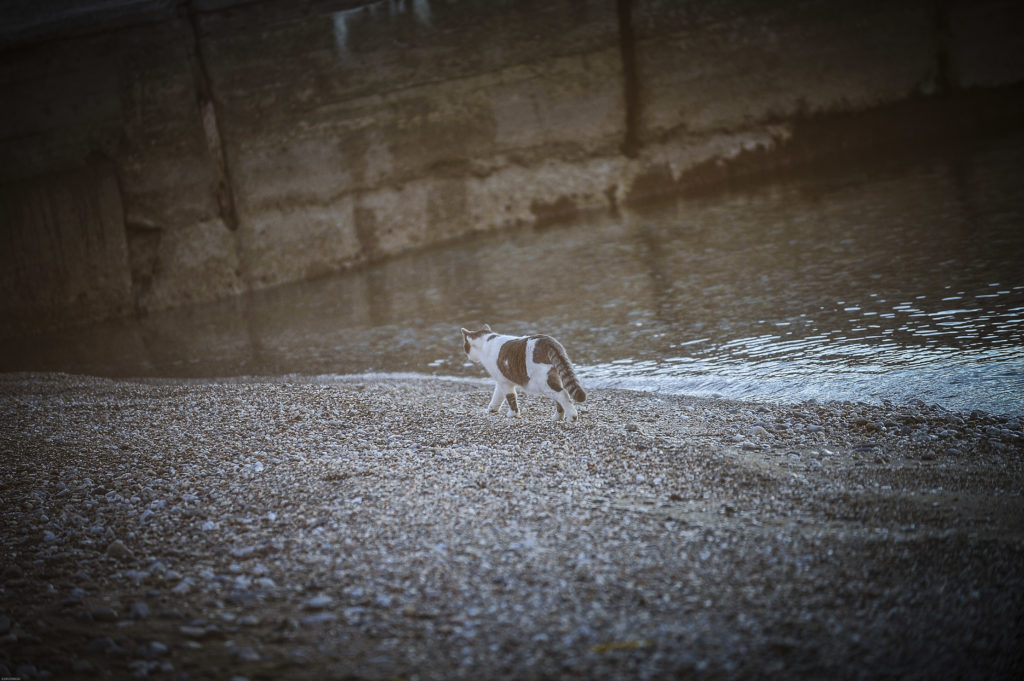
[
  {"xmin": 2, "ymin": 372, "xmax": 1022, "ymax": 680},
  {"xmin": 22, "ymin": 368, "xmax": 1021, "ymax": 421}
]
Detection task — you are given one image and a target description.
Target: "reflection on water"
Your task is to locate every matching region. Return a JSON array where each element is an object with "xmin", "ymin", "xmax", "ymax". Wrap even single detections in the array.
[{"xmin": 4, "ymin": 130, "xmax": 1024, "ymax": 416}]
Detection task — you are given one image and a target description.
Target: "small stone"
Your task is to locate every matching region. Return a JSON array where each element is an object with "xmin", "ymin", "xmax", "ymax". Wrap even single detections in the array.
[
  {"xmin": 129, "ymin": 659, "xmax": 159, "ymax": 677},
  {"xmin": 86, "ymin": 636, "xmax": 118, "ymax": 653},
  {"xmin": 226, "ymin": 590, "xmax": 259, "ymax": 606},
  {"xmin": 106, "ymin": 539, "xmax": 134, "ymax": 561},
  {"xmin": 300, "ymin": 612, "xmax": 338, "ymax": 626},
  {"xmin": 230, "ymin": 545, "xmax": 258, "ymax": 559},
  {"xmin": 232, "ymin": 647, "xmax": 261, "ymax": 662},
  {"xmin": 302, "ymin": 594, "xmax": 333, "ymax": 610},
  {"xmin": 289, "ymin": 648, "xmax": 311, "ymax": 665},
  {"xmin": 16, "ymin": 664, "xmax": 38, "ymax": 680},
  {"xmin": 171, "ymin": 579, "xmax": 193, "ymax": 595},
  {"xmin": 130, "ymin": 601, "xmax": 152, "ymax": 619},
  {"xmin": 124, "ymin": 569, "xmax": 149, "ymax": 584},
  {"xmin": 72, "ymin": 659, "xmax": 95, "ymax": 674},
  {"xmin": 89, "ymin": 605, "xmax": 118, "ymax": 622}
]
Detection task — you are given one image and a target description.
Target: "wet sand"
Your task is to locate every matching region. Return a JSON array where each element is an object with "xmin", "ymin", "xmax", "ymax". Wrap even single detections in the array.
[{"xmin": 1, "ymin": 373, "xmax": 1022, "ymax": 680}]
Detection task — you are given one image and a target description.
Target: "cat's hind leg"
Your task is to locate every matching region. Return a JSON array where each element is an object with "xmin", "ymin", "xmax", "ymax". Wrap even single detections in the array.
[{"xmin": 505, "ymin": 389, "xmax": 522, "ymax": 418}]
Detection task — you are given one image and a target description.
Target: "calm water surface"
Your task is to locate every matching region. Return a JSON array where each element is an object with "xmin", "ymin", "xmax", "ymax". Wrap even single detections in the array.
[{"xmin": 6, "ymin": 131, "xmax": 1024, "ymax": 416}]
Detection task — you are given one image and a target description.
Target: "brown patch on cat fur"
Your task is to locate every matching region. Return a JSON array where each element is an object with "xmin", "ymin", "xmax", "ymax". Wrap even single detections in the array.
[
  {"xmin": 497, "ymin": 338, "xmax": 529, "ymax": 386},
  {"xmin": 506, "ymin": 392, "xmax": 519, "ymax": 414},
  {"xmin": 532, "ymin": 335, "xmax": 586, "ymax": 402},
  {"xmin": 547, "ymin": 366, "xmax": 563, "ymax": 392}
]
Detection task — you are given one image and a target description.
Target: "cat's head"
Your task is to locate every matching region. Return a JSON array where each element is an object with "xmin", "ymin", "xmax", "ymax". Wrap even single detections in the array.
[{"xmin": 460, "ymin": 324, "xmax": 492, "ymax": 362}]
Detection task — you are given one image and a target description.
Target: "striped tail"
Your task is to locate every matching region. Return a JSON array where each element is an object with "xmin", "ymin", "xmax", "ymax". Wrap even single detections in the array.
[
  {"xmin": 538, "ymin": 335, "xmax": 586, "ymax": 403},
  {"xmin": 557, "ymin": 355, "xmax": 587, "ymax": 403}
]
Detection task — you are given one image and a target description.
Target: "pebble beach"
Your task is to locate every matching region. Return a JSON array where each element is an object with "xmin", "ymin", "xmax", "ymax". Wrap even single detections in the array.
[{"xmin": 1, "ymin": 372, "xmax": 1023, "ymax": 680}]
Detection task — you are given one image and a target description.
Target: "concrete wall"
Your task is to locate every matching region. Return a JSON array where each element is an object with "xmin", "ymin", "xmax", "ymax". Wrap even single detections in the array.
[
  {"xmin": 0, "ymin": 162, "xmax": 133, "ymax": 331},
  {"xmin": 202, "ymin": 0, "xmax": 625, "ymax": 290},
  {"xmin": 0, "ymin": 8, "xmax": 243, "ymax": 333},
  {"xmin": 2, "ymin": 0, "xmax": 1023, "ymax": 336}
]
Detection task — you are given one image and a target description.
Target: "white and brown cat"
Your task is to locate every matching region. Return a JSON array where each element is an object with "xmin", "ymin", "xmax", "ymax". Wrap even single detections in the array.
[{"xmin": 461, "ymin": 325, "xmax": 586, "ymax": 422}]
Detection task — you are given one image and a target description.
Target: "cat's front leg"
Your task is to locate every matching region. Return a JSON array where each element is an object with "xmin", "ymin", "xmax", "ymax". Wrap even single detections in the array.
[
  {"xmin": 487, "ymin": 384, "xmax": 505, "ymax": 413},
  {"xmin": 554, "ymin": 390, "xmax": 579, "ymax": 423}
]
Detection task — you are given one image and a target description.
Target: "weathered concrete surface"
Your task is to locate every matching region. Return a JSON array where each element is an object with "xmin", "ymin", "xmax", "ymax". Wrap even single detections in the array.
[
  {"xmin": 2, "ymin": 0, "xmax": 1023, "ymax": 335},
  {"xmin": 202, "ymin": 0, "xmax": 625, "ymax": 289},
  {"xmin": 0, "ymin": 11, "xmax": 243, "ymax": 329},
  {"xmin": 636, "ymin": 1, "xmax": 937, "ymax": 137},
  {"xmin": 0, "ymin": 163, "xmax": 134, "ymax": 332}
]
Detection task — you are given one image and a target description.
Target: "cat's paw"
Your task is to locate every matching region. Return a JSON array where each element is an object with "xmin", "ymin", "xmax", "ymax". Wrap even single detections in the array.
[{"xmin": 508, "ymin": 410, "xmax": 522, "ymax": 419}]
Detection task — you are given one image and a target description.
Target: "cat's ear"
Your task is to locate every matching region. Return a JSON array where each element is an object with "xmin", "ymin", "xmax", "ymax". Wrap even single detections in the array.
[
  {"xmin": 460, "ymin": 328, "xmax": 470, "ymax": 337},
  {"xmin": 482, "ymin": 323, "xmax": 491, "ymax": 332}
]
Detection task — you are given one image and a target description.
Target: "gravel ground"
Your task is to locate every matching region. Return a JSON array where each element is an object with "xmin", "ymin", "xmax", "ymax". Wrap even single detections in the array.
[{"xmin": 1, "ymin": 372, "xmax": 1023, "ymax": 681}]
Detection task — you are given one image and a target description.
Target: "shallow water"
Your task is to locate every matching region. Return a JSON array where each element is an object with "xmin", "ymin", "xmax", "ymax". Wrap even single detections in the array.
[{"xmin": 5, "ymin": 130, "xmax": 1024, "ymax": 416}]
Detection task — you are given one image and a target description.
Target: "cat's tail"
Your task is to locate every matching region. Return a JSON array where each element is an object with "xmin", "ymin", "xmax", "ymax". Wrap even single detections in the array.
[
  {"xmin": 542, "ymin": 337, "xmax": 586, "ymax": 403},
  {"xmin": 561, "ymin": 364, "xmax": 587, "ymax": 403}
]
